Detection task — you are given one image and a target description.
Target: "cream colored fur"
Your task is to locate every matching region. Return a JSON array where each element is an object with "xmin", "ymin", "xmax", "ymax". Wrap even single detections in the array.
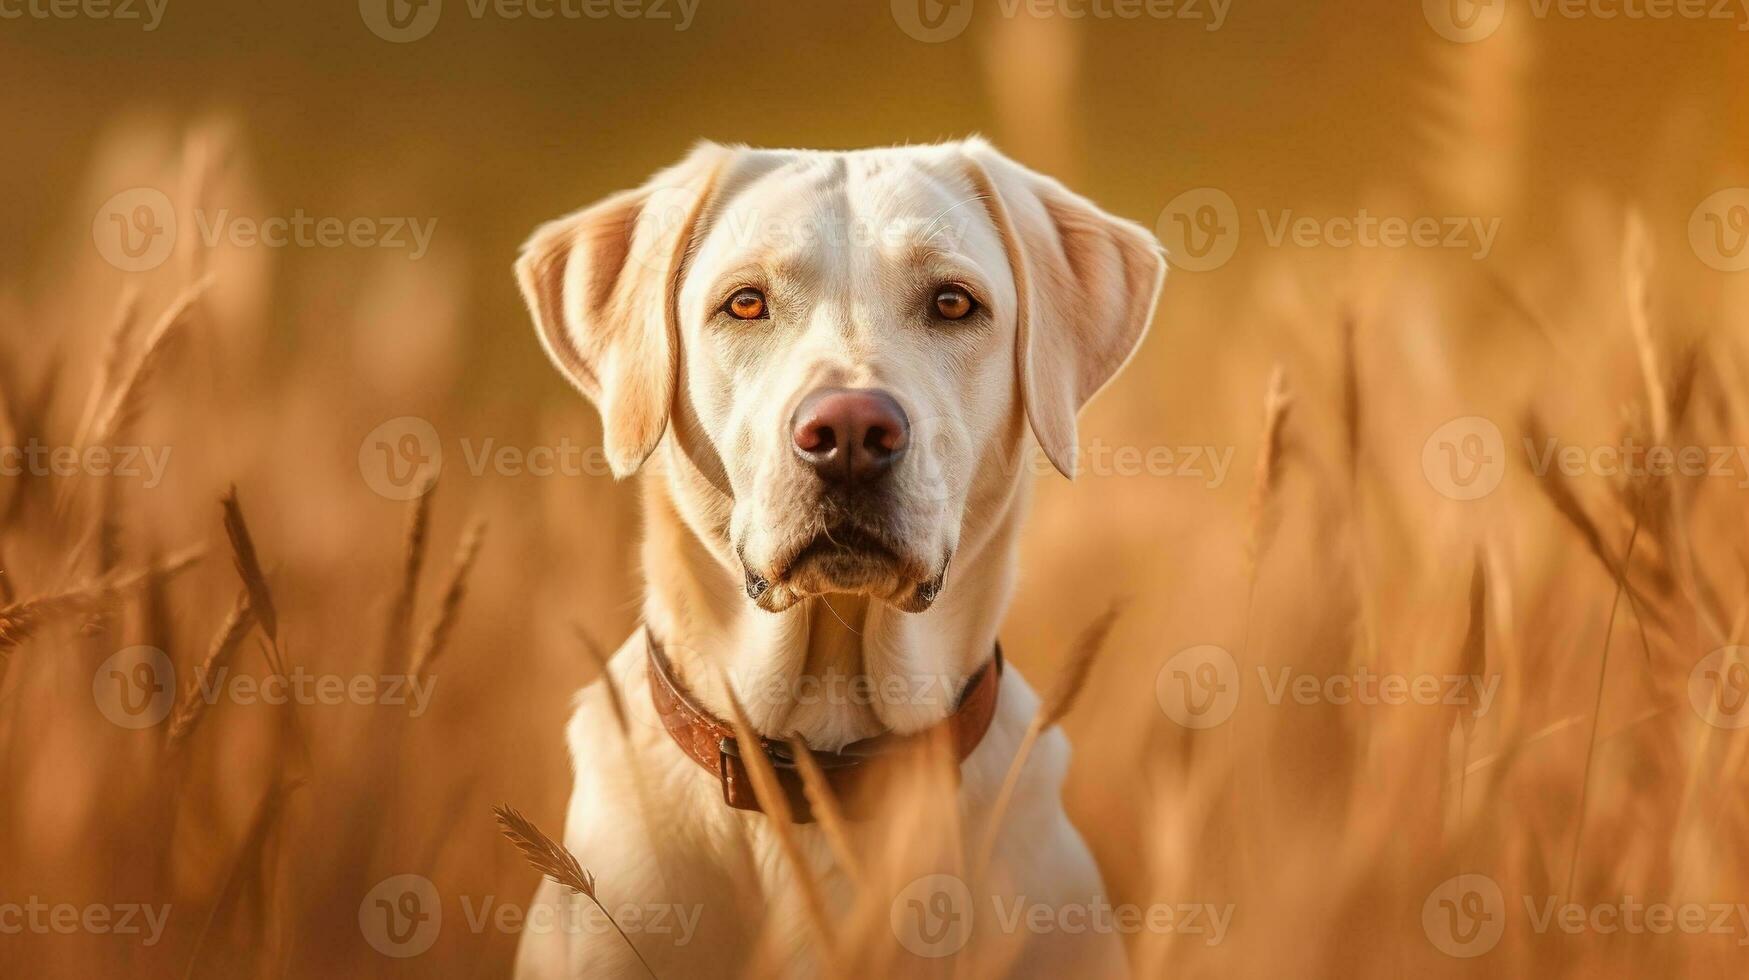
[{"xmin": 512, "ymin": 139, "xmax": 1164, "ymax": 979}]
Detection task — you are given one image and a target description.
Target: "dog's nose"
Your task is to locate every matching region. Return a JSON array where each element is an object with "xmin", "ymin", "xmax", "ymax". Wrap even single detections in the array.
[{"xmin": 790, "ymin": 387, "xmax": 910, "ymax": 484}]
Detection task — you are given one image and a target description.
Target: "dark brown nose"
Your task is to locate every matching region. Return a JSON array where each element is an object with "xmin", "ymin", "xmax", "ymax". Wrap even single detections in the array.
[{"xmin": 790, "ymin": 387, "xmax": 910, "ymax": 484}]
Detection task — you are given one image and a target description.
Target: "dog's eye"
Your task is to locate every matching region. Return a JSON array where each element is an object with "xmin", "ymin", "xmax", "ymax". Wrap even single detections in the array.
[
  {"xmin": 724, "ymin": 288, "xmax": 768, "ymax": 320},
  {"xmin": 932, "ymin": 286, "xmax": 976, "ymax": 321}
]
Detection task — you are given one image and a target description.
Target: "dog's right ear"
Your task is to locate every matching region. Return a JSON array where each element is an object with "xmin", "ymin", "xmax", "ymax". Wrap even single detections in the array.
[{"xmin": 516, "ymin": 144, "xmax": 729, "ymax": 478}]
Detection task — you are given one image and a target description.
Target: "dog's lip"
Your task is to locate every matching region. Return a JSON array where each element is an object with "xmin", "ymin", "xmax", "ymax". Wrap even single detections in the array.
[{"xmin": 778, "ymin": 525, "xmax": 902, "ymax": 578}]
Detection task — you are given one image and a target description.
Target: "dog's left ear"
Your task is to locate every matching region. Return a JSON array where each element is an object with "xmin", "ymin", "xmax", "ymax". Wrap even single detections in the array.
[
  {"xmin": 962, "ymin": 141, "xmax": 1166, "ymax": 479},
  {"xmin": 516, "ymin": 143, "xmax": 729, "ymax": 478}
]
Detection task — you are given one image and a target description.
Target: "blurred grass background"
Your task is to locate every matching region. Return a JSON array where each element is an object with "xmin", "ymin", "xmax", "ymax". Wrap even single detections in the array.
[{"xmin": 5, "ymin": 0, "xmax": 1749, "ymax": 976}]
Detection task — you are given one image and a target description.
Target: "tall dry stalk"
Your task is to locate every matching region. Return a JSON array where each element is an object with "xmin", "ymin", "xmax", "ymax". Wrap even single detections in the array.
[
  {"xmin": 493, "ymin": 805, "xmax": 658, "ymax": 980},
  {"xmin": 410, "ymin": 518, "xmax": 485, "ymax": 679},
  {"xmin": 167, "ymin": 591, "xmax": 256, "ymax": 749},
  {"xmin": 220, "ymin": 486, "xmax": 279, "ymax": 646},
  {"xmin": 0, "ymin": 546, "xmax": 202, "ymax": 651},
  {"xmin": 974, "ymin": 602, "xmax": 1122, "ymax": 877},
  {"xmin": 381, "ymin": 481, "xmax": 434, "ymax": 667},
  {"xmin": 785, "ymin": 736, "xmax": 864, "ymax": 888},
  {"xmin": 716, "ymin": 671, "xmax": 836, "ymax": 956}
]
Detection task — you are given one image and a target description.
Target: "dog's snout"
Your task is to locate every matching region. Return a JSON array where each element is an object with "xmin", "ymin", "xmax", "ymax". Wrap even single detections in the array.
[{"xmin": 790, "ymin": 387, "xmax": 910, "ymax": 484}]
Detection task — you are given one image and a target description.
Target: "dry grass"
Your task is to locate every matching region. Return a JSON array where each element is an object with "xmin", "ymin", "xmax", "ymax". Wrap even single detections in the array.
[{"xmin": 6, "ymin": 84, "xmax": 1749, "ymax": 980}]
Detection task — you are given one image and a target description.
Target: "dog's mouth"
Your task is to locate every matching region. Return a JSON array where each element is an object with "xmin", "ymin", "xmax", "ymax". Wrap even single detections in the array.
[{"xmin": 743, "ymin": 523, "xmax": 945, "ymax": 614}]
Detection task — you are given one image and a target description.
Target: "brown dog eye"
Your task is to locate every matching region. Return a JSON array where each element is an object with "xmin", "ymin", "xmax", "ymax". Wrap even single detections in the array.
[
  {"xmin": 933, "ymin": 286, "xmax": 975, "ymax": 321},
  {"xmin": 726, "ymin": 288, "xmax": 767, "ymax": 320}
]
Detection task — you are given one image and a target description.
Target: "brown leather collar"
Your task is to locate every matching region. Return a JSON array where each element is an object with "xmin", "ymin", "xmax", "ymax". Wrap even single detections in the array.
[{"xmin": 645, "ymin": 629, "xmax": 1003, "ymax": 823}]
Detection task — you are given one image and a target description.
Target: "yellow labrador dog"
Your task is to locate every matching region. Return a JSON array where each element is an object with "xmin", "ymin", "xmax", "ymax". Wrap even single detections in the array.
[{"xmin": 513, "ymin": 139, "xmax": 1163, "ymax": 978}]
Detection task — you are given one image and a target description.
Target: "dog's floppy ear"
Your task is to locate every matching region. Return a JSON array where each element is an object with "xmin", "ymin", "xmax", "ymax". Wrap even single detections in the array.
[
  {"xmin": 516, "ymin": 144, "xmax": 728, "ymax": 478},
  {"xmin": 962, "ymin": 140, "xmax": 1166, "ymax": 479}
]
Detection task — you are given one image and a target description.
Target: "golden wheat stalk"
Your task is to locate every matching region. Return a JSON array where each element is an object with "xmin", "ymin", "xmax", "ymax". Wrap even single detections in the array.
[
  {"xmin": 166, "ymin": 590, "xmax": 256, "ymax": 749},
  {"xmin": 493, "ymin": 804, "xmax": 657, "ymax": 980},
  {"xmin": 1622, "ymin": 210, "xmax": 1667, "ymax": 445},
  {"xmin": 1244, "ymin": 364, "xmax": 1293, "ymax": 585},
  {"xmin": 182, "ymin": 773, "xmax": 305, "ymax": 980},
  {"xmin": 220, "ymin": 485, "xmax": 279, "ymax": 644},
  {"xmin": 974, "ymin": 602, "xmax": 1122, "ymax": 878},
  {"xmin": 785, "ymin": 736, "xmax": 864, "ymax": 889},
  {"xmin": 716, "ymin": 672, "xmax": 836, "ymax": 953},
  {"xmin": 1565, "ymin": 511, "xmax": 1645, "ymax": 900},
  {"xmin": 410, "ymin": 518, "xmax": 485, "ymax": 679},
  {"xmin": 217, "ymin": 487, "xmax": 313, "ymax": 777},
  {"xmin": 0, "ymin": 546, "xmax": 203, "ymax": 651},
  {"xmin": 72, "ymin": 285, "xmax": 142, "ymax": 449},
  {"xmin": 88, "ymin": 275, "xmax": 212, "ymax": 450},
  {"xmin": 381, "ymin": 482, "xmax": 434, "ymax": 666}
]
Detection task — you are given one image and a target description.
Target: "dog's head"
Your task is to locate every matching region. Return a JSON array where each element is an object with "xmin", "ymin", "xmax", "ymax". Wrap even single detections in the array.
[{"xmin": 517, "ymin": 140, "xmax": 1163, "ymax": 615}]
